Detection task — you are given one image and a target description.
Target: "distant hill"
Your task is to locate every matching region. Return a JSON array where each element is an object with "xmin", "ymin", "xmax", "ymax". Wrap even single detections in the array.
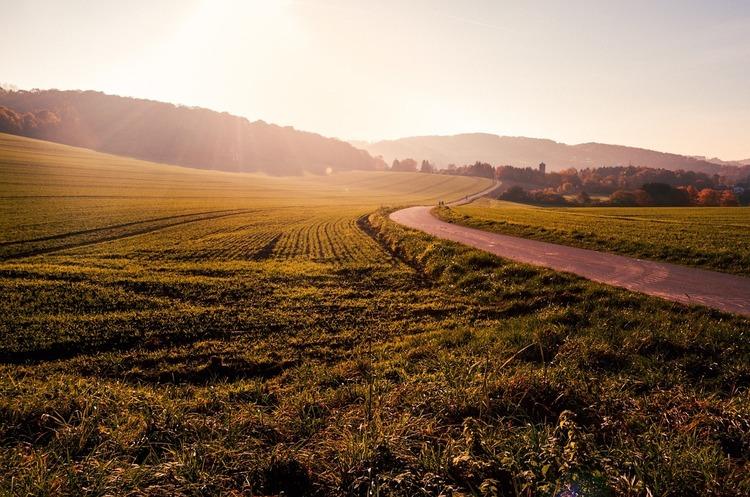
[
  {"xmin": 356, "ymin": 133, "xmax": 749, "ymax": 178},
  {"xmin": 0, "ymin": 89, "xmax": 382, "ymax": 175},
  {"xmin": 691, "ymin": 156, "xmax": 750, "ymax": 167}
]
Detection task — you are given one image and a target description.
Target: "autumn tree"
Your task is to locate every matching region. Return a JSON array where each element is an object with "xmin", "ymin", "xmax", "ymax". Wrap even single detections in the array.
[
  {"xmin": 685, "ymin": 185, "xmax": 699, "ymax": 204},
  {"xmin": 697, "ymin": 188, "xmax": 721, "ymax": 206},
  {"xmin": 720, "ymin": 190, "xmax": 739, "ymax": 206}
]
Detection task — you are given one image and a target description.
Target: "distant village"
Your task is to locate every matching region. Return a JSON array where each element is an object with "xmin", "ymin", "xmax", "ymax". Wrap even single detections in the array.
[{"xmin": 388, "ymin": 158, "xmax": 750, "ymax": 206}]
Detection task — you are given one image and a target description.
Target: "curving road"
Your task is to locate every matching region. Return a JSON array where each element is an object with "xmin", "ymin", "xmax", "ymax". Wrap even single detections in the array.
[{"xmin": 390, "ymin": 193, "xmax": 750, "ymax": 317}]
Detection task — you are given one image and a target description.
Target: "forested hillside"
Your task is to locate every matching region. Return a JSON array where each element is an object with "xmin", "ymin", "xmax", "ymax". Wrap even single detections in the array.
[{"xmin": 0, "ymin": 89, "xmax": 383, "ymax": 175}]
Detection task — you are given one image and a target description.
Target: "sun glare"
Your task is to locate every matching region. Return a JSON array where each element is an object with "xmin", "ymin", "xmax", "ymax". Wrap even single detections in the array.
[{"xmin": 98, "ymin": 0, "xmax": 301, "ymax": 103}]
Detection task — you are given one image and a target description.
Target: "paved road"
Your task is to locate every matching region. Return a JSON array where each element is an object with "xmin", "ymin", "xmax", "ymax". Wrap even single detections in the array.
[{"xmin": 390, "ymin": 201, "xmax": 750, "ymax": 317}]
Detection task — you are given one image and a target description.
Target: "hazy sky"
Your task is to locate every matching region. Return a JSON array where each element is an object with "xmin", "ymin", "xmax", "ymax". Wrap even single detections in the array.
[{"xmin": 2, "ymin": 0, "xmax": 749, "ymax": 158}]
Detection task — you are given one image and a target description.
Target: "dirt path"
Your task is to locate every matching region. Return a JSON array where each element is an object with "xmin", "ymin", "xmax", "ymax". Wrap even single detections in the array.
[{"xmin": 390, "ymin": 201, "xmax": 750, "ymax": 317}]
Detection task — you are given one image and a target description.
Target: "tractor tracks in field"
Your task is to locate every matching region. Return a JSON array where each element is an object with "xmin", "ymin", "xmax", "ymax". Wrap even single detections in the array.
[
  {"xmin": 255, "ymin": 233, "xmax": 282, "ymax": 260},
  {"xmin": 0, "ymin": 209, "xmax": 255, "ymax": 261}
]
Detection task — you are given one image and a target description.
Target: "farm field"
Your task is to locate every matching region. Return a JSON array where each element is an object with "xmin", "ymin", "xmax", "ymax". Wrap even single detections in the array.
[
  {"xmin": 0, "ymin": 133, "xmax": 488, "ymax": 248},
  {"xmin": 438, "ymin": 197, "xmax": 750, "ymax": 275},
  {"xmin": 1, "ymin": 134, "xmax": 749, "ymax": 496}
]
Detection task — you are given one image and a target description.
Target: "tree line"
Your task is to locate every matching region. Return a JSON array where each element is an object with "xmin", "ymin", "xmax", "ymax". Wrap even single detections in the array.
[
  {"xmin": 493, "ymin": 165, "xmax": 749, "ymax": 206},
  {"xmin": 386, "ymin": 158, "xmax": 750, "ymax": 206},
  {"xmin": 501, "ymin": 183, "xmax": 747, "ymax": 206},
  {"xmin": 388, "ymin": 159, "xmax": 494, "ymax": 178}
]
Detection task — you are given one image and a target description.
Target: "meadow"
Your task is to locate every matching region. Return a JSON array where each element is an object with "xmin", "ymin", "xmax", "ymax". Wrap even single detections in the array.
[
  {"xmin": 437, "ymin": 198, "xmax": 750, "ymax": 275},
  {"xmin": 1, "ymin": 133, "xmax": 749, "ymax": 496}
]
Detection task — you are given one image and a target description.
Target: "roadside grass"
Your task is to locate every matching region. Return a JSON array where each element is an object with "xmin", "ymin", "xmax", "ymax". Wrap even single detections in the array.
[{"xmin": 437, "ymin": 198, "xmax": 750, "ymax": 275}]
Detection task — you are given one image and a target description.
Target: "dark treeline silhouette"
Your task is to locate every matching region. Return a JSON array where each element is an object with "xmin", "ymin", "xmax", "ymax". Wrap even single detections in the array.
[
  {"xmin": 501, "ymin": 182, "xmax": 748, "ymax": 207},
  {"xmin": 388, "ymin": 158, "xmax": 493, "ymax": 177},
  {"xmin": 419, "ymin": 159, "xmax": 435, "ymax": 173},
  {"xmin": 442, "ymin": 161, "xmax": 495, "ymax": 179},
  {"xmin": 501, "ymin": 186, "xmax": 569, "ymax": 206},
  {"xmin": 390, "ymin": 158, "xmax": 418, "ymax": 172},
  {"xmin": 0, "ymin": 89, "xmax": 384, "ymax": 175},
  {"xmin": 387, "ymin": 158, "xmax": 436, "ymax": 173},
  {"xmin": 494, "ymin": 164, "xmax": 744, "ymax": 194}
]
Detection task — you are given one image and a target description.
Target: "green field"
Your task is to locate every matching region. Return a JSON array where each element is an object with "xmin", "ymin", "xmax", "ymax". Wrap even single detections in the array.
[
  {"xmin": 437, "ymin": 197, "xmax": 750, "ymax": 275},
  {"xmin": 1, "ymin": 134, "xmax": 749, "ymax": 496},
  {"xmin": 0, "ymin": 133, "xmax": 488, "ymax": 254}
]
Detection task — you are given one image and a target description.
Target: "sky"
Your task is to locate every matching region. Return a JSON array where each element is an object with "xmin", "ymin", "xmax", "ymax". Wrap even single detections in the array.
[{"xmin": 2, "ymin": 0, "xmax": 749, "ymax": 159}]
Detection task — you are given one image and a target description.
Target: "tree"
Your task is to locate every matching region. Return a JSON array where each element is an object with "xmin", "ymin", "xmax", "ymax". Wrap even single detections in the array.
[
  {"xmin": 685, "ymin": 185, "xmax": 699, "ymax": 204},
  {"xmin": 0, "ymin": 106, "xmax": 22, "ymax": 133},
  {"xmin": 697, "ymin": 188, "xmax": 721, "ymax": 206},
  {"xmin": 466, "ymin": 161, "xmax": 495, "ymax": 179},
  {"xmin": 391, "ymin": 158, "xmax": 418, "ymax": 172},
  {"xmin": 610, "ymin": 190, "xmax": 638, "ymax": 206},
  {"xmin": 420, "ymin": 160, "xmax": 435, "ymax": 173},
  {"xmin": 558, "ymin": 182, "xmax": 575, "ymax": 194},
  {"xmin": 500, "ymin": 186, "xmax": 529, "ymax": 202},
  {"xmin": 641, "ymin": 182, "xmax": 690, "ymax": 206},
  {"xmin": 373, "ymin": 155, "xmax": 388, "ymax": 170},
  {"xmin": 634, "ymin": 189, "xmax": 653, "ymax": 206},
  {"xmin": 576, "ymin": 191, "xmax": 591, "ymax": 205},
  {"xmin": 530, "ymin": 191, "xmax": 568, "ymax": 205},
  {"xmin": 720, "ymin": 190, "xmax": 739, "ymax": 206}
]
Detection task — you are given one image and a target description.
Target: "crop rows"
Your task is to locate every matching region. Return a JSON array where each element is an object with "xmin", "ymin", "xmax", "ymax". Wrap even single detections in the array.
[
  {"xmin": 272, "ymin": 214, "xmax": 386, "ymax": 262},
  {"xmin": 63, "ymin": 209, "xmax": 389, "ymax": 264}
]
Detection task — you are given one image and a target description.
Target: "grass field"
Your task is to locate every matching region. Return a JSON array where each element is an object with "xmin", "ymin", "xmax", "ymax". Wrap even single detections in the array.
[
  {"xmin": 437, "ymin": 197, "xmax": 750, "ymax": 275},
  {"xmin": 0, "ymin": 133, "xmax": 489, "ymax": 259},
  {"xmin": 1, "ymin": 133, "xmax": 749, "ymax": 496}
]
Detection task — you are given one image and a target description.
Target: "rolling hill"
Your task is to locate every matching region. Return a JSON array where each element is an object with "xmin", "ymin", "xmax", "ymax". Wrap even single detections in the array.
[
  {"xmin": 355, "ymin": 133, "xmax": 750, "ymax": 178},
  {"xmin": 0, "ymin": 89, "xmax": 384, "ymax": 176},
  {"xmin": 694, "ymin": 155, "xmax": 750, "ymax": 167},
  {"xmin": 0, "ymin": 132, "xmax": 490, "ymax": 249}
]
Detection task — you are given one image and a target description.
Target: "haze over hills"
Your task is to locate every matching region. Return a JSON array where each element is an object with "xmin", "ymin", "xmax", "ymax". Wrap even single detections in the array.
[
  {"xmin": 692, "ymin": 156, "xmax": 750, "ymax": 167},
  {"xmin": 0, "ymin": 89, "xmax": 383, "ymax": 176},
  {"xmin": 1, "ymin": 88, "xmax": 747, "ymax": 180},
  {"xmin": 354, "ymin": 133, "xmax": 749, "ymax": 178}
]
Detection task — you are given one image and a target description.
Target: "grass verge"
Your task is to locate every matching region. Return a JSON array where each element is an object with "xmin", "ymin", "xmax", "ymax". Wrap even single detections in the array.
[{"xmin": 436, "ymin": 198, "xmax": 750, "ymax": 275}]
